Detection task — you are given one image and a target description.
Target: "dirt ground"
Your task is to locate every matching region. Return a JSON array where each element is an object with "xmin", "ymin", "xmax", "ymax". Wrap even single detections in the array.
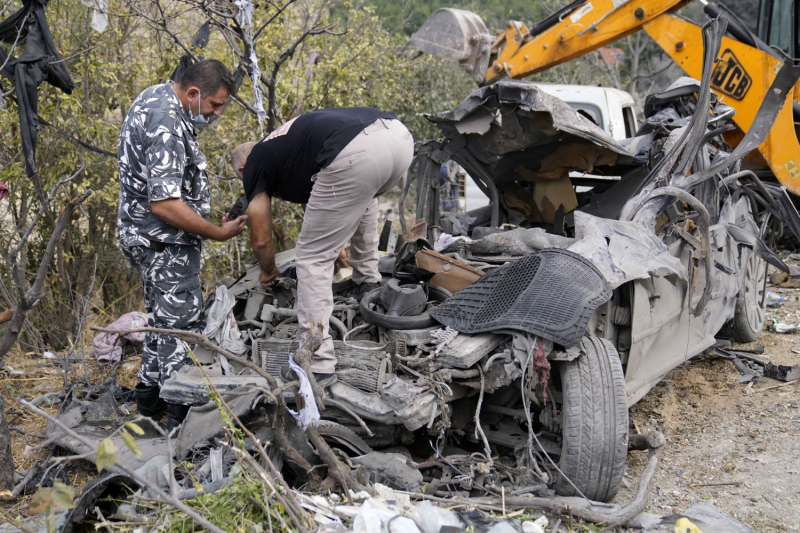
[{"xmin": 618, "ymin": 272, "xmax": 800, "ymax": 531}]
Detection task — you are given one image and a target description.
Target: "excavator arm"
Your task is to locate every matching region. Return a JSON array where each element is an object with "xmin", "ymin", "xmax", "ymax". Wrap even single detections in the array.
[{"xmin": 484, "ymin": 0, "xmax": 690, "ymax": 83}]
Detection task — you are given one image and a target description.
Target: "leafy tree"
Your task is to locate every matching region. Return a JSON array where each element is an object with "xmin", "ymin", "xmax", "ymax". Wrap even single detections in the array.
[{"xmin": 0, "ymin": 0, "xmax": 471, "ymax": 352}]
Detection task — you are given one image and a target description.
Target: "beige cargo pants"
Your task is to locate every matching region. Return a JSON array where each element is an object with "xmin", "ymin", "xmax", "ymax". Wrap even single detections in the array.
[{"xmin": 296, "ymin": 118, "xmax": 414, "ymax": 374}]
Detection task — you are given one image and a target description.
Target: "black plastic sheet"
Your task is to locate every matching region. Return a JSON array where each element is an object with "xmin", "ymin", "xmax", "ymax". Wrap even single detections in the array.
[{"xmin": 0, "ymin": 0, "xmax": 74, "ymax": 178}]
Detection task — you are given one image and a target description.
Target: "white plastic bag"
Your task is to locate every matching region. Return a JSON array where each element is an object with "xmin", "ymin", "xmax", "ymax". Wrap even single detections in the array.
[{"xmin": 286, "ymin": 354, "xmax": 320, "ymax": 429}]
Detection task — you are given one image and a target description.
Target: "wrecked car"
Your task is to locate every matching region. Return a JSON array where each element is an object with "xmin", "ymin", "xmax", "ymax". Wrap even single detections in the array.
[
  {"xmin": 53, "ymin": 21, "xmax": 800, "ymax": 516},
  {"xmin": 169, "ymin": 22, "xmax": 800, "ymax": 504}
]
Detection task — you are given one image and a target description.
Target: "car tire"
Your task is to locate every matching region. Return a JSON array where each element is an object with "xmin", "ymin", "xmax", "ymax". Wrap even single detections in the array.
[
  {"xmin": 315, "ymin": 420, "xmax": 373, "ymax": 456},
  {"xmin": 555, "ymin": 336, "xmax": 628, "ymax": 502},
  {"xmin": 720, "ymin": 249, "xmax": 767, "ymax": 343}
]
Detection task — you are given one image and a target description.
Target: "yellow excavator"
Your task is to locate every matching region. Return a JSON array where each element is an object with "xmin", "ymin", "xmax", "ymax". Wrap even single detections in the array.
[{"xmin": 406, "ymin": 0, "xmax": 800, "ymax": 193}]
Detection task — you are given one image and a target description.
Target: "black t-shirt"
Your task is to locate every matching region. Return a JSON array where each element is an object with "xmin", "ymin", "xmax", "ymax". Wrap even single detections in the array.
[{"xmin": 243, "ymin": 107, "xmax": 397, "ymax": 204}]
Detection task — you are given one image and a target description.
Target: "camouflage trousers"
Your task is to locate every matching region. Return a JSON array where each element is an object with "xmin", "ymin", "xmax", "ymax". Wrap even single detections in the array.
[{"xmin": 122, "ymin": 242, "xmax": 204, "ymax": 389}]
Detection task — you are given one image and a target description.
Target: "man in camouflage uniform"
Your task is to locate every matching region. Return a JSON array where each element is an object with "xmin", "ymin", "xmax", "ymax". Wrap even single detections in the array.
[{"xmin": 118, "ymin": 59, "xmax": 247, "ymax": 430}]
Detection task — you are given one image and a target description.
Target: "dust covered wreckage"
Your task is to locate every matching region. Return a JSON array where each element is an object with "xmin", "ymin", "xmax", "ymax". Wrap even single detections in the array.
[
  {"xmin": 162, "ymin": 64, "xmax": 800, "ymax": 502},
  {"xmin": 47, "ymin": 29, "xmax": 800, "ymax": 528}
]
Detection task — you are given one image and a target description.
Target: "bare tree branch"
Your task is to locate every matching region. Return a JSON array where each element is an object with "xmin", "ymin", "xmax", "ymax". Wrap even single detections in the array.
[
  {"xmin": 0, "ymin": 188, "xmax": 93, "ymax": 363},
  {"xmin": 122, "ymin": 0, "xmax": 259, "ymax": 116},
  {"xmin": 10, "ymin": 167, "xmax": 85, "ymax": 262},
  {"xmin": 263, "ymin": 19, "xmax": 340, "ymax": 130},
  {"xmin": 253, "ymin": 0, "xmax": 298, "ymax": 41}
]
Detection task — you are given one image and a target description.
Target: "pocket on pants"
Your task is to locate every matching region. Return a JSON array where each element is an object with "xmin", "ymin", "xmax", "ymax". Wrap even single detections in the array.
[
  {"xmin": 325, "ymin": 148, "xmax": 368, "ymax": 170},
  {"xmin": 151, "ymin": 277, "xmax": 202, "ymax": 329}
]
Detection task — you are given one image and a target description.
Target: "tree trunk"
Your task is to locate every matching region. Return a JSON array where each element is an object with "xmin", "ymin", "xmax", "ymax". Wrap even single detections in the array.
[{"xmin": 0, "ymin": 395, "xmax": 14, "ymax": 490}]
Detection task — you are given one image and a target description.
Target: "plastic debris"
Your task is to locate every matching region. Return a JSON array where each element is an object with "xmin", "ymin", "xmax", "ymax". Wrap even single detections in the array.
[
  {"xmin": 675, "ymin": 517, "xmax": 704, "ymax": 533},
  {"xmin": 766, "ymin": 291, "xmax": 785, "ymax": 307},
  {"xmin": 522, "ymin": 516, "xmax": 549, "ymax": 533},
  {"xmin": 202, "ymin": 285, "xmax": 247, "ymax": 355},
  {"xmin": 93, "ymin": 311, "xmax": 148, "ymax": 364},
  {"xmin": 769, "ymin": 318, "xmax": 800, "ymax": 333},
  {"xmin": 433, "ymin": 232, "xmax": 473, "ymax": 252},
  {"xmin": 234, "ymin": 0, "xmax": 268, "ymax": 130},
  {"xmin": 487, "ymin": 522, "xmax": 518, "ymax": 533},
  {"xmin": 78, "ymin": 0, "xmax": 109, "ymax": 33},
  {"xmin": 286, "ymin": 353, "xmax": 321, "ymax": 429},
  {"xmin": 407, "ymin": 500, "xmax": 462, "ymax": 533},
  {"xmin": 351, "ymin": 499, "xmax": 420, "ymax": 533},
  {"xmin": 764, "ymin": 362, "xmax": 800, "ymax": 382}
]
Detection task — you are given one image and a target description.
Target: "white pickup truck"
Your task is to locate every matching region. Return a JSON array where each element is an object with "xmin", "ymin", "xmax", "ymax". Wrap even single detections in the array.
[{"xmin": 462, "ymin": 83, "xmax": 638, "ymax": 210}]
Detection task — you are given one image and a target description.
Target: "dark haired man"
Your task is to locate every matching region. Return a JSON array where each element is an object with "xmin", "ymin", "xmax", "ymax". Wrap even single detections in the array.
[
  {"xmin": 232, "ymin": 108, "xmax": 413, "ymax": 378},
  {"xmin": 118, "ymin": 59, "xmax": 247, "ymax": 430}
]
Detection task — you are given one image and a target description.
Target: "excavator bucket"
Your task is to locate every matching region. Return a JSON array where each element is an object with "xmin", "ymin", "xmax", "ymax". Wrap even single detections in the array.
[{"xmin": 402, "ymin": 8, "xmax": 493, "ymax": 84}]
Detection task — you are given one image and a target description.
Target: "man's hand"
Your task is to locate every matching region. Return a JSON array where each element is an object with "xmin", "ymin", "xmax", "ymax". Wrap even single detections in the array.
[
  {"xmin": 336, "ymin": 246, "xmax": 349, "ymax": 268},
  {"xmin": 259, "ymin": 265, "xmax": 281, "ymax": 287},
  {"xmin": 151, "ymin": 198, "xmax": 247, "ymax": 242},
  {"xmin": 216, "ymin": 214, "xmax": 247, "ymax": 241}
]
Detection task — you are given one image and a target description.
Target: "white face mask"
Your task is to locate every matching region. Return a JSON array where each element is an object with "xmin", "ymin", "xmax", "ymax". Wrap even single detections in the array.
[{"xmin": 189, "ymin": 90, "xmax": 208, "ymax": 124}]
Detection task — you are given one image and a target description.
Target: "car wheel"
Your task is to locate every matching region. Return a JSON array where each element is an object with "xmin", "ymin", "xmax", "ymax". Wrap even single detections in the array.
[
  {"xmin": 721, "ymin": 248, "xmax": 767, "ymax": 343},
  {"xmin": 555, "ymin": 336, "xmax": 628, "ymax": 502}
]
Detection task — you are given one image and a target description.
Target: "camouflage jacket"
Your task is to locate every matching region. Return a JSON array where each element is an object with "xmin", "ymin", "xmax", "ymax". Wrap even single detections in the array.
[{"xmin": 117, "ymin": 82, "xmax": 211, "ymax": 248}]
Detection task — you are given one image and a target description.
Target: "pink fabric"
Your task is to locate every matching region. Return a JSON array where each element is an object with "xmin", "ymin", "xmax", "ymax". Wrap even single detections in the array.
[
  {"xmin": 0, "ymin": 180, "xmax": 8, "ymax": 202},
  {"xmin": 93, "ymin": 311, "xmax": 148, "ymax": 365}
]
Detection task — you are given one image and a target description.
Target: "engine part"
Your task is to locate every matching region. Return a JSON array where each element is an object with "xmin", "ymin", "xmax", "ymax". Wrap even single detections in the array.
[
  {"xmin": 327, "ymin": 379, "xmax": 445, "ymax": 431},
  {"xmin": 160, "ymin": 364, "xmax": 269, "ymax": 405},
  {"xmin": 325, "ymin": 407, "xmax": 400, "ymax": 447},
  {"xmin": 383, "ymin": 326, "xmax": 439, "ymax": 346},
  {"xmin": 254, "ymin": 339, "xmax": 391, "ymax": 394},
  {"xmin": 360, "ymin": 284, "xmax": 451, "ymax": 330},
  {"xmin": 351, "ymin": 451, "xmax": 423, "ymax": 491},
  {"xmin": 436, "ymin": 333, "xmax": 506, "ymax": 369},
  {"xmin": 379, "ymin": 278, "xmax": 428, "ymax": 316},
  {"xmin": 315, "ymin": 419, "xmax": 373, "ymax": 456}
]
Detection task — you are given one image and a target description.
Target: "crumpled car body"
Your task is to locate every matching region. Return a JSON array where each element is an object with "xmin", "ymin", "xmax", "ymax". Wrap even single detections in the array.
[
  {"xmin": 165, "ymin": 18, "xmax": 800, "ymax": 505},
  {"xmin": 413, "ymin": 71, "xmax": 798, "ymax": 404}
]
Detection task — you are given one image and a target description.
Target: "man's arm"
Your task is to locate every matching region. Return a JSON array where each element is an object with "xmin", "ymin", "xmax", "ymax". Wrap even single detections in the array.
[
  {"xmin": 151, "ymin": 199, "xmax": 246, "ymax": 241},
  {"xmin": 247, "ymin": 191, "xmax": 281, "ymax": 286}
]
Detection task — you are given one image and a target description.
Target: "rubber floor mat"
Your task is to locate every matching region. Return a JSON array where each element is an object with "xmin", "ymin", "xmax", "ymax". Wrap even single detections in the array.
[{"xmin": 430, "ymin": 249, "xmax": 611, "ymax": 346}]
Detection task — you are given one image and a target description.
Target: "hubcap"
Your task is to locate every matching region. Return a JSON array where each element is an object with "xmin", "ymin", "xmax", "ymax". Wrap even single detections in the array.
[{"xmin": 743, "ymin": 250, "xmax": 767, "ymax": 332}]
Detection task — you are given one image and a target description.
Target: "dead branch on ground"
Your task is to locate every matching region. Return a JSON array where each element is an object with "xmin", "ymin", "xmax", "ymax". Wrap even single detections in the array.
[
  {"xmin": 91, "ymin": 325, "xmax": 371, "ymax": 495},
  {"xmin": 188, "ymin": 361, "xmax": 312, "ymax": 531},
  {"xmin": 418, "ymin": 430, "xmax": 667, "ymax": 529},
  {"xmin": 291, "ymin": 321, "xmax": 326, "ymax": 408}
]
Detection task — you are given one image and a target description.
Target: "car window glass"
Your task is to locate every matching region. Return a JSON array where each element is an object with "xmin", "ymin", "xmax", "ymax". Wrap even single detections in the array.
[
  {"xmin": 769, "ymin": 0, "xmax": 794, "ymax": 56},
  {"xmin": 622, "ymin": 106, "xmax": 636, "ymax": 138}
]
